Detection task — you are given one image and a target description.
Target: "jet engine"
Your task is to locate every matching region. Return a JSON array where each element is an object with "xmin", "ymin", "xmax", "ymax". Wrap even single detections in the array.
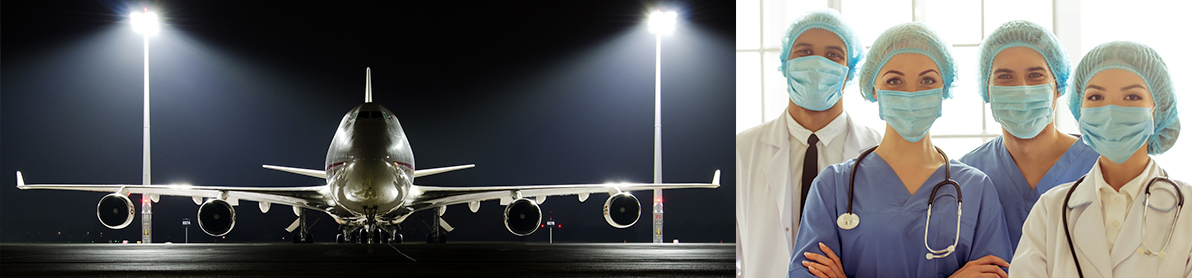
[
  {"xmin": 503, "ymin": 198, "xmax": 541, "ymax": 236},
  {"xmin": 96, "ymin": 193, "xmax": 135, "ymax": 229},
  {"xmin": 197, "ymin": 199, "xmax": 236, "ymax": 236},
  {"xmin": 603, "ymin": 192, "xmax": 640, "ymax": 228}
]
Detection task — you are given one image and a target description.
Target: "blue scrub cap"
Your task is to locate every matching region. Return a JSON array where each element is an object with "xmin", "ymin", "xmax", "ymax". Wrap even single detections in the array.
[
  {"xmin": 1069, "ymin": 41, "xmax": 1179, "ymax": 154},
  {"xmin": 779, "ymin": 9, "xmax": 865, "ymax": 84},
  {"xmin": 977, "ymin": 20, "xmax": 1071, "ymax": 103},
  {"xmin": 859, "ymin": 22, "xmax": 956, "ymax": 102}
]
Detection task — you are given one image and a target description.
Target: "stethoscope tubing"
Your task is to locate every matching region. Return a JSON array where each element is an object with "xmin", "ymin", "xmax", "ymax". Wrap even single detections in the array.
[{"xmin": 1061, "ymin": 172, "xmax": 1185, "ymax": 278}]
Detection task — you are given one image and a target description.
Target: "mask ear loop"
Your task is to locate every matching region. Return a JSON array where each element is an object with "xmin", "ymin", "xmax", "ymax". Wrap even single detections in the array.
[{"xmin": 924, "ymin": 146, "xmax": 962, "ymax": 260}]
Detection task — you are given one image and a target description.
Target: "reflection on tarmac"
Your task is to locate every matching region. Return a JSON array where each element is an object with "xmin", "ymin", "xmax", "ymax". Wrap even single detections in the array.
[{"xmin": 1, "ymin": 242, "xmax": 733, "ymax": 277}]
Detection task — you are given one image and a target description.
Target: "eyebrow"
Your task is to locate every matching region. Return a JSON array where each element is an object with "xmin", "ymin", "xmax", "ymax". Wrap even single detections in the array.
[
  {"xmin": 1122, "ymin": 84, "xmax": 1146, "ymax": 91},
  {"xmin": 919, "ymin": 69, "xmax": 939, "ymax": 76},
  {"xmin": 793, "ymin": 42, "xmax": 813, "ymax": 48},
  {"xmin": 1086, "ymin": 84, "xmax": 1105, "ymax": 91},
  {"xmin": 882, "ymin": 70, "xmax": 905, "ymax": 77},
  {"xmin": 993, "ymin": 69, "xmax": 1013, "ymax": 75},
  {"xmin": 1028, "ymin": 66, "xmax": 1047, "ymax": 72},
  {"xmin": 826, "ymin": 46, "xmax": 845, "ymax": 53}
]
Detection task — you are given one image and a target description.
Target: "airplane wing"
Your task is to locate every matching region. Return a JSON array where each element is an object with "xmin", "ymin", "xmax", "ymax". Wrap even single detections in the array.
[
  {"xmin": 407, "ymin": 170, "xmax": 720, "ymax": 212},
  {"xmin": 15, "ymin": 171, "xmax": 328, "ymax": 210}
]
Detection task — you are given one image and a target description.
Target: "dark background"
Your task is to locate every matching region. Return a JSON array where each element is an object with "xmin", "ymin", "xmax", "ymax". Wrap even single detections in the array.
[{"xmin": 1, "ymin": 0, "xmax": 735, "ymax": 243}]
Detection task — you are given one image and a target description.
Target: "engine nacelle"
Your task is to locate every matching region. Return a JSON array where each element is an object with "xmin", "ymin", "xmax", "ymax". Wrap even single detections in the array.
[
  {"xmin": 503, "ymin": 198, "xmax": 541, "ymax": 236},
  {"xmin": 96, "ymin": 193, "xmax": 135, "ymax": 229},
  {"xmin": 603, "ymin": 192, "xmax": 641, "ymax": 228},
  {"xmin": 197, "ymin": 199, "xmax": 236, "ymax": 236}
]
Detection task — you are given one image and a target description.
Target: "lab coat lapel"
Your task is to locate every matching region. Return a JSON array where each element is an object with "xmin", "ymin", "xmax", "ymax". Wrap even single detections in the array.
[
  {"xmin": 760, "ymin": 119, "xmax": 791, "ymax": 219},
  {"xmin": 1110, "ymin": 198, "xmax": 1146, "ymax": 269},
  {"xmin": 1068, "ymin": 181, "xmax": 1115, "ymax": 278}
]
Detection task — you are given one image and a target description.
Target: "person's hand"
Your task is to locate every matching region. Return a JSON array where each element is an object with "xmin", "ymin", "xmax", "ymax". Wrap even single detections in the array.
[
  {"xmin": 802, "ymin": 242, "xmax": 846, "ymax": 278},
  {"xmin": 948, "ymin": 255, "xmax": 1009, "ymax": 278}
]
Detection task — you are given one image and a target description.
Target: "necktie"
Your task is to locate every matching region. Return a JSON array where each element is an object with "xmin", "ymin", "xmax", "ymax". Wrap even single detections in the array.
[{"xmin": 800, "ymin": 134, "xmax": 819, "ymax": 210}]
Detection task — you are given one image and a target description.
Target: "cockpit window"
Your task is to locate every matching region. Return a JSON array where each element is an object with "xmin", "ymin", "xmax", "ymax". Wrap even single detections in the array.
[{"xmin": 371, "ymin": 111, "xmax": 382, "ymax": 119}]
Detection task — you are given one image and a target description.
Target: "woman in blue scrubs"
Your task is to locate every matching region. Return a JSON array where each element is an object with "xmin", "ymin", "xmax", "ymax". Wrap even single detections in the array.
[
  {"xmin": 958, "ymin": 20, "xmax": 1099, "ymax": 251},
  {"xmin": 788, "ymin": 22, "xmax": 1013, "ymax": 278}
]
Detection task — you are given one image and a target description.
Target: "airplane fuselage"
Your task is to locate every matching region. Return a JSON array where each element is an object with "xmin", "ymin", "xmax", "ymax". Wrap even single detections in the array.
[{"xmin": 324, "ymin": 103, "xmax": 414, "ymax": 223}]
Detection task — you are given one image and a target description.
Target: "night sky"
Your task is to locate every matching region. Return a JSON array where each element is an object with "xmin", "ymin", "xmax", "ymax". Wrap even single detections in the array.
[{"xmin": 1, "ymin": 1, "xmax": 734, "ymax": 243}]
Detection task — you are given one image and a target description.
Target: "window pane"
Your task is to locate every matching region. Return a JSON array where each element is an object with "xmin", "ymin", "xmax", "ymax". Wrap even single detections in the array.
[
  {"xmin": 763, "ymin": 51, "xmax": 789, "ymax": 120},
  {"xmin": 842, "ymin": 82, "xmax": 883, "ymax": 136},
  {"xmin": 934, "ymin": 46, "xmax": 984, "ymax": 135},
  {"xmin": 737, "ymin": 52, "xmax": 764, "ymax": 133},
  {"xmin": 923, "ymin": 0, "xmax": 982, "ymax": 45},
  {"xmin": 841, "ymin": 0, "xmax": 912, "ymax": 47},
  {"xmin": 737, "ymin": 0, "xmax": 760, "ymax": 50},
  {"xmin": 984, "ymin": 0, "xmax": 1053, "ymax": 37},
  {"xmin": 762, "ymin": 0, "xmax": 827, "ymax": 50},
  {"xmin": 934, "ymin": 137, "xmax": 988, "ymax": 159}
]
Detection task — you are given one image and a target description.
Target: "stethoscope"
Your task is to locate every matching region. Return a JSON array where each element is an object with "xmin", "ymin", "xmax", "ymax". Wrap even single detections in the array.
[
  {"xmin": 837, "ymin": 145, "xmax": 964, "ymax": 260},
  {"xmin": 1062, "ymin": 173, "xmax": 1185, "ymax": 278}
]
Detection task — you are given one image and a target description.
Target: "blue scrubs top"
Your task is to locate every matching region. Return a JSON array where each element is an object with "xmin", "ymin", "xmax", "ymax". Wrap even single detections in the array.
[
  {"xmin": 788, "ymin": 152, "xmax": 1012, "ymax": 278},
  {"xmin": 958, "ymin": 136, "xmax": 1098, "ymax": 250}
]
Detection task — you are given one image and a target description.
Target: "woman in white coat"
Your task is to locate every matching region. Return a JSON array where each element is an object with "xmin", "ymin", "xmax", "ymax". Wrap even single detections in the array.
[{"xmin": 1010, "ymin": 41, "xmax": 1192, "ymax": 277}]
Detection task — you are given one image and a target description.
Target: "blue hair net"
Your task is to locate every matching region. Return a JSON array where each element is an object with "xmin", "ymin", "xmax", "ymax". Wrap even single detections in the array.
[
  {"xmin": 779, "ymin": 9, "xmax": 864, "ymax": 84},
  {"xmin": 977, "ymin": 20, "xmax": 1071, "ymax": 103},
  {"xmin": 1069, "ymin": 41, "xmax": 1179, "ymax": 154},
  {"xmin": 858, "ymin": 22, "xmax": 956, "ymax": 102}
]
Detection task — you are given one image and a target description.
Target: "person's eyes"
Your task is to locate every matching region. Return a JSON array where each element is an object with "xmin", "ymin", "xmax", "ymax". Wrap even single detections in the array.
[
  {"xmin": 1028, "ymin": 72, "xmax": 1045, "ymax": 79},
  {"xmin": 1086, "ymin": 94, "xmax": 1103, "ymax": 101},
  {"xmin": 919, "ymin": 77, "xmax": 937, "ymax": 85},
  {"xmin": 1126, "ymin": 94, "xmax": 1144, "ymax": 101},
  {"xmin": 997, "ymin": 74, "xmax": 1013, "ymax": 80},
  {"xmin": 885, "ymin": 77, "xmax": 903, "ymax": 86}
]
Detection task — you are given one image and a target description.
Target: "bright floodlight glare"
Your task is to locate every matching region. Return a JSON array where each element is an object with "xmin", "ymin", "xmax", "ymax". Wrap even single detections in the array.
[
  {"xmin": 648, "ymin": 10, "xmax": 677, "ymax": 35},
  {"xmin": 131, "ymin": 11, "xmax": 160, "ymax": 35}
]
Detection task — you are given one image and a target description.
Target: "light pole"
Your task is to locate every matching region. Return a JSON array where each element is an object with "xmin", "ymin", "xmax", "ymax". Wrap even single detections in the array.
[
  {"xmin": 131, "ymin": 8, "xmax": 159, "ymax": 244},
  {"xmin": 647, "ymin": 10, "xmax": 676, "ymax": 244}
]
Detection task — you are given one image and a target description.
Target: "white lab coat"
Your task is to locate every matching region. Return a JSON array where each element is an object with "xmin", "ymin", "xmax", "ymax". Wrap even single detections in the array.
[
  {"xmin": 736, "ymin": 111, "xmax": 880, "ymax": 278},
  {"xmin": 1011, "ymin": 165, "xmax": 1192, "ymax": 278}
]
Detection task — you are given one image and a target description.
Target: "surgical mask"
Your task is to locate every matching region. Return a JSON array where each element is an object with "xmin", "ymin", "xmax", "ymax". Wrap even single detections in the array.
[
  {"xmin": 877, "ymin": 88, "xmax": 944, "ymax": 142},
  {"xmin": 785, "ymin": 55, "xmax": 848, "ymax": 111},
  {"xmin": 989, "ymin": 83, "xmax": 1055, "ymax": 139},
  {"xmin": 1078, "ymin": 105, "xmax": 1154, "ymax": 164}
]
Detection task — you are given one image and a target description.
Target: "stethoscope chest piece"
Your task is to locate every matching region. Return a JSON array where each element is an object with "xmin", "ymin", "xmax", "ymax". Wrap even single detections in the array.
[{"xmin": 837, "ymin": 213, "xmax": 859, "ymax": 230}]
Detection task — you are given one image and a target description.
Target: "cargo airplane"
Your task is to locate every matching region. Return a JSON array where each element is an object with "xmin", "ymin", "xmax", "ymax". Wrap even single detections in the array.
[{"xmin": 16, "ymin": 68, "xmax": 719, "ymax": 244}]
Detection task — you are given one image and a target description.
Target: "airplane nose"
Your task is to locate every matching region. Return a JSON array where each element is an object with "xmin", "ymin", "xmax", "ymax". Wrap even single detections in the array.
[{"xmin": 335, "ymin": 159, "xmax": 404, "ymax": 213}]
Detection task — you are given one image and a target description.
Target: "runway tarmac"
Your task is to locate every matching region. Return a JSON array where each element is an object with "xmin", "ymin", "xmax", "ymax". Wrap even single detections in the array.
[{"xmin": 1, "ymin": 242, "xmax": 733, "ymax": 277}]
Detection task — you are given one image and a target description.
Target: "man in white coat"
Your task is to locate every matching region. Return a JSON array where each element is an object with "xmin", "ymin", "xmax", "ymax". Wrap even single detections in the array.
[
  {"xmin": 735, "ymin": 10, "xmax": 880, "ymax": 277},
  {"xmin": 1010, "ymin": 41, "xmax": 1192, "ymax": 277}
]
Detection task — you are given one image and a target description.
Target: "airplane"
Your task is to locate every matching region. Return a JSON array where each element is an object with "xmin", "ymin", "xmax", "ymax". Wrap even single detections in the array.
[{"xmin": 16, "ymin": 68, "xmax": 720, "ymax": 244}]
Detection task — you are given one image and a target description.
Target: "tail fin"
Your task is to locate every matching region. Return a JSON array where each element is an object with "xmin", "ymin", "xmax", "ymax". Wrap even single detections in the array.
[{"xmin": 365, "ymin": 67, "xmax": 372, "ymax": 103}]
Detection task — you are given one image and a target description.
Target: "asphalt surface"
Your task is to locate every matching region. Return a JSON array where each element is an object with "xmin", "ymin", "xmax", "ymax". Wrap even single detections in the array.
[{"xmin": 1, "ymin": 242, "xmax": 733, "ymax": 277}]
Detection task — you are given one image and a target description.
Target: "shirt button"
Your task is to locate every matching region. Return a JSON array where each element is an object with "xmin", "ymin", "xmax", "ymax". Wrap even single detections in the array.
[
  {"xmin": 785, "ymin": 227, "xmax": 790, "ymax": 231},
  {"xmin": 1111, "ymin": 220, "xmax": 1121, "ymax": 227}
]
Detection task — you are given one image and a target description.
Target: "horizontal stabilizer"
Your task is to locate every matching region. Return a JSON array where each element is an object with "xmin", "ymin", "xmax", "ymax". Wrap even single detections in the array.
[{"xmin": 263, "ymin": 165, "xmax": 327, "ymax": 179}]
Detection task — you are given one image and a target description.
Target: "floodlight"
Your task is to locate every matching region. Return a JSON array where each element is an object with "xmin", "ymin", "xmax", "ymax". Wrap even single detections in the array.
[
  {"xmin": 131, "ymin": 11, "xmax": 160, "ymax": 35},
  {"xmin": 648, "ymin": 10, "xmax": 676, "ymax": 35}
]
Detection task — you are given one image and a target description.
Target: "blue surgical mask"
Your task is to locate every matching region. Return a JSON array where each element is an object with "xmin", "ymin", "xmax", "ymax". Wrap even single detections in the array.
[
  {"xmin": 989, "ymin": 83, "xmax": 1055, "ymax": 139},
  {"xmin": 1078, "ymin": 105, "xmax": 1154, "ymax": 164},
  {"xmin": 877, "ymin": 88, "xmax": 944, "ymax": 142},
  {"xmin": 785, "ymin": 55, "xmax": 848, "ymax": 111}
]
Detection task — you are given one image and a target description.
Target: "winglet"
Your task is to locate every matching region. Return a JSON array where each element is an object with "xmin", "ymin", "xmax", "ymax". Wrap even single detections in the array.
[
  {"xmin": 365, "ymin": 67, "xmax": 372, "ymax": 103},
  {"xmin": 16, "ymin": 171, "xmax": 25, "ymax": 188},
  {"xmin": 712, "ymin": 170, "xmax": 720, "ymax": 187}
]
